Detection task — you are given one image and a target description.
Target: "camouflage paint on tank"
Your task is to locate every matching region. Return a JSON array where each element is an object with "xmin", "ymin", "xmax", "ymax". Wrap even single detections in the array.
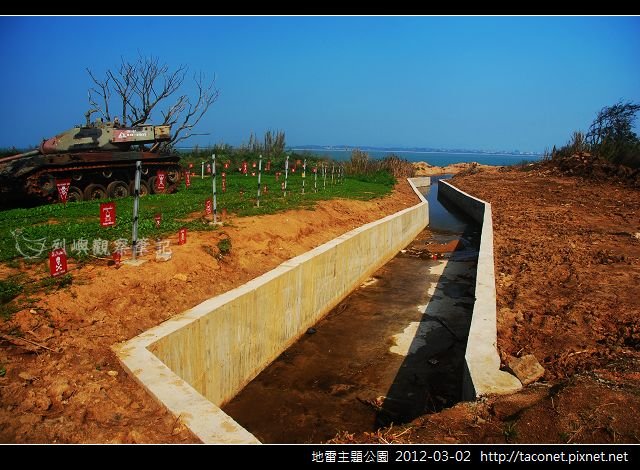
[
  {"xmin": 0, "ymin": 118, "xmax": 180, "ymax": 206},
  {"xmin": 39, "ymin": 121, "xmax": 171, "ymax": 154}
]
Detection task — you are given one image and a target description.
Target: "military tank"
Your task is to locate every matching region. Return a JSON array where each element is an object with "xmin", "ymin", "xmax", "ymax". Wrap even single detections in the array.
[{"xmin": 0, "ymin": 112, "xmax": 182, "ymax": 205}]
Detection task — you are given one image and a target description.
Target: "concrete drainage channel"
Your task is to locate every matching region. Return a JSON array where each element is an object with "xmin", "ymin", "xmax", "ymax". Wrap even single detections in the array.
[
  {"xmin": 113, "ymin": 177, "xmax": 521, "ymax": 443},
  {"xmin": 223, "ymin": 178, "xmax": 480, "ymax": 442},
  {"xmin": 438, "ymin": 179, "xmax": 522, "ymax": 400}
]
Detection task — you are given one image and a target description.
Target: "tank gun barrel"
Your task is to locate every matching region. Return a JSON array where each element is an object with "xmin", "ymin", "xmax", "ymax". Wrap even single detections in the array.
[{"xmin": 0, "ymin": 149, "xmax": 40, "ymax": 163}]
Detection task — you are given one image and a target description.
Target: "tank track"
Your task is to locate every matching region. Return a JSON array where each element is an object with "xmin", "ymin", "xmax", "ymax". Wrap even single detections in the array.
[{"xmin": 25, "ymin": 160, "xmax": 182, "ymax": 203}]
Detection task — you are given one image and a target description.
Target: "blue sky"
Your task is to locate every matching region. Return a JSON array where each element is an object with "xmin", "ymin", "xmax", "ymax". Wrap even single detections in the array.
[{"xmin": 0, "ymin": 16, "xmax": 638, "ymax": 153}]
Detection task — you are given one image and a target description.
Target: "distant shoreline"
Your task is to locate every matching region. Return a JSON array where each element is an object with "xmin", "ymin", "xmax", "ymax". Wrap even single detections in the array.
[
  {"xmin": 289, "ymin": 148, "xmax": 540, "ymax": 157},
  {"xmin": 176, "ymin": 147, "xmax": 542, "ymax": 167},
  {"xmin": 177, "ymin": 147, "xmax": 540, "ymax": 157}
]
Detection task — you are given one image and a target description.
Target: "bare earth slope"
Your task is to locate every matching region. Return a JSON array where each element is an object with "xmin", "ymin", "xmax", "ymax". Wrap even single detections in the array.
[
  {"xmin": 0, "ymin": 183, "xmax": 417, "ymax": 443},
  {"xmin": 339, "ymin": 167, "xmax": 640, "ymax": 444},
  {"xmin": 4, "ymin": 169, "xmax": 639, "ymax": 444}
]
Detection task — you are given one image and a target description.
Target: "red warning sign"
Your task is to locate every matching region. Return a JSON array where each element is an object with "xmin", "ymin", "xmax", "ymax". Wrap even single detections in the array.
[
  {"xmin": 242, "ymin": 162, "xmax": 248, "ymax": 174},
  {"xmin": 100, "ymin": 202, "xmax": 116, "ymax": 227},
  {"xmin": 155, "ymin": 213, "xmax": 162, "ymax": 228},
  {"xmin": 266, "ymin": 160, "xmax": 271, "ymax": 171},
  {"xmin": 56, "ymin": 178, "xmax": 71, "ymax": 205},
  {"xmin": 49, "ymin": 248, "xmax": 68, "ymax": 277},
  {"xmin": 205, "ymin": 198, "xmax": 213, "ymax": 216},
  {"xmin": 156, "ymin": 171, "xmax": 167, "ymax": 191},
  {"xmin": 178, "ymin": 228, "xmax": 187, "ymax": 245},
  {"xmin": 185, "ymin": 170, "xmax": 191, "ymax": 188}
]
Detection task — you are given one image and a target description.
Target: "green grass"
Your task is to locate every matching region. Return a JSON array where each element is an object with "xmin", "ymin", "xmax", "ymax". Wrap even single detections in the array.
[
  {"xmin": 0, "ymin": 277, "xmax": 22, "ymax": 304},
  {"xmin": 0, "ymin": 172, "xmax": 394, "ymax": 262},
  {"xmin": 0, "ymin": 300, "xmax": 21, "ymax": 320},
  {"xmin": 0, "ymin": 277, "xmax": 24, "ymax": 320},
  {"xmin": 217, "ymin": 237, "xmax": 232, "ymax": 256},
  {"xmin": 37, "ymin": 273, "xmax": 73, "ymax": 292},
  {"xmin": 0, "ymin": 272, "xmax": 75, "ymax": 320}
]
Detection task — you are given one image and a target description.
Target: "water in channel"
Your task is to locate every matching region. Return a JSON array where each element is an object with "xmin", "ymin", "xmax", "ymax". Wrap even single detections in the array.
[{"xmin": 222, "ymin": 176, "xmax": 479, "ymax": 443}]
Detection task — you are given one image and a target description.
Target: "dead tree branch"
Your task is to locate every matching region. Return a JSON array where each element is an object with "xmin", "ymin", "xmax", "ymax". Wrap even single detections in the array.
[{"xmin": 86, "ymin": 55, "xmax": 218, "ymax": 151}]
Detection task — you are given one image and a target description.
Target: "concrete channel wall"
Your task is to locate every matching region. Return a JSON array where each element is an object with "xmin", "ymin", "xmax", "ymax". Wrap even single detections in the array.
[
  {"xmin": 114, "ymin": 177, "xmax": 430, "ymax": 443},
  {"xmin": 438, "ymin": 180, "xmax": 522, "ymax": 400}
]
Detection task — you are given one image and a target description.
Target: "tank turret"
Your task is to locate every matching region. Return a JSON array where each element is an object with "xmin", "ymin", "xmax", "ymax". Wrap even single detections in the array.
[{"xmin": 38, "ymin": 121, "xmax": 171, "ymax": 154}]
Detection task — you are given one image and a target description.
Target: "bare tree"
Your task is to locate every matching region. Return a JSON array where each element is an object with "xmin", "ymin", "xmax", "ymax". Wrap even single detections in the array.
[
  {"xmin": 87, "ymin": 69, "xmax": 112, "ymax": 122},
  {"xmin": 87, "ymin": 55, "xmax": 219, "ymax": 151}
]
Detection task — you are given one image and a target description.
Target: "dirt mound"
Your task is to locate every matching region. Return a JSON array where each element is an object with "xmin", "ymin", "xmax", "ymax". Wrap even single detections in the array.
[
  {"xmin": 414, "ymin": 161, "xmax": 497, "ymax": 176},
  {"xmin": 530, "ymin": 153, "xmax": 640, "ymax": 187}
]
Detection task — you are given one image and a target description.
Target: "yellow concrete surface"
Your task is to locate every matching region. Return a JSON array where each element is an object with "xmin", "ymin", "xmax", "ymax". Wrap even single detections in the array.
[{"xmin": 438, "ymin": 180, "xmax": 522, "ymax": 399}]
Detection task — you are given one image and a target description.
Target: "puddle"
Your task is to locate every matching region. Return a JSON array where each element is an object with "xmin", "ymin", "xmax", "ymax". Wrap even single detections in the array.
[
  {"xmin": 222, "ymin": 179, "xmax": 480, "ymax": 443},
  {"xmin": 425, "ymin": 175, "xmax": 470, "ymax": 234}
]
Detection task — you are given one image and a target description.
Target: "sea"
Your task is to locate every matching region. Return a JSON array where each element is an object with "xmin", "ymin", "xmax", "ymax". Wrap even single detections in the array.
[
  {"xmin": 178, "ymin": 147, "xmax": 543, "ymax": 167},
  {"xmin": 289, "ymin": 149, "xmax": 542, "ymax": 167}
]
